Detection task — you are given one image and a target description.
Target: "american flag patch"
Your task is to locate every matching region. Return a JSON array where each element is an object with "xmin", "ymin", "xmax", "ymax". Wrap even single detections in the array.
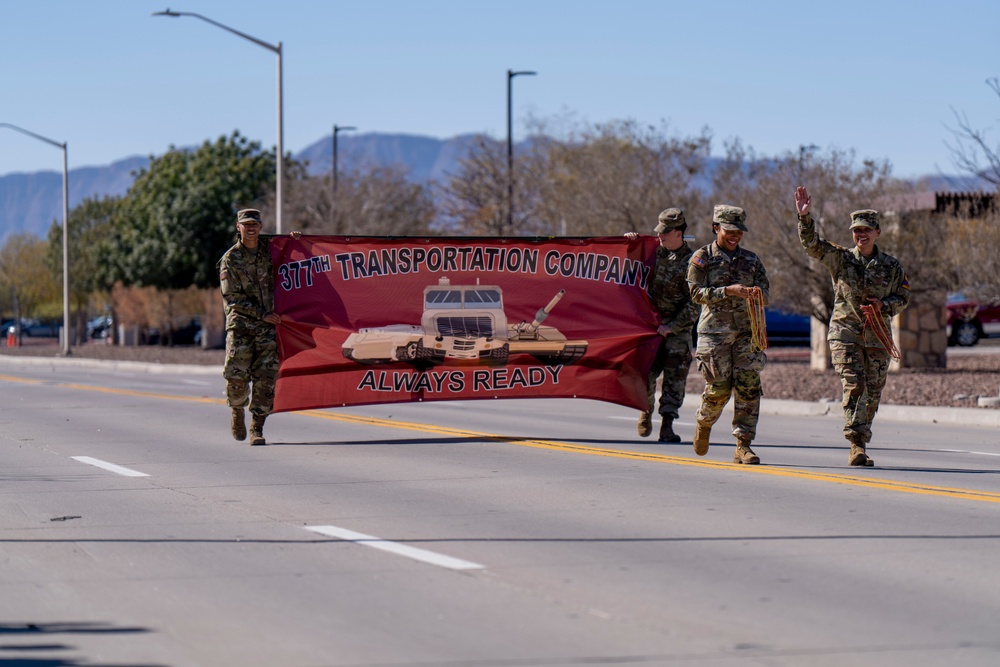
[
  {"xmin": 901, "ymin": 275, "xmax": 910, "ymax": 290},
  {"xmin": 691, "ymin": 255, "xmax": 706, "ymax": 269}
]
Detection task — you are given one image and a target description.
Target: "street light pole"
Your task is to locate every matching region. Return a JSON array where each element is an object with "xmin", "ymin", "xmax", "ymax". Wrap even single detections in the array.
[
  {"xmin": 332, "ymin": 124, "xmax": 357, "ymax": 197},
  {"xmin": 0, "ymin": 123, "xmax": 71, "ymax": 356},
  {"xmin": 330, "ymin": 124, "xmax": 356, "ymax": 227},
  {"xmin": 153, "ymin": 10, "xmax": 285, "ymax": 233},
  {"xmin": 507, "ymin": 69, "xmax": 536, "ymax": 236}
]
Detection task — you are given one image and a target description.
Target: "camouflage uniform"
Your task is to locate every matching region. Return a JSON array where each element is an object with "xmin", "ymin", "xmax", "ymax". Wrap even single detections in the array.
[
  {"xmin": 687, "ymin": 206, "xmax": 769, "ymax": 444},
  {"xmin": 219, "ymin": 228, "xmax": 278, "ymax": 422},
  {"xmin": 798, "ymin": 209, "xmax": 909, "ymax": 449},
  {"xmin": 646, "ymin": 211, "xmax": 699, "ymax": 423}
]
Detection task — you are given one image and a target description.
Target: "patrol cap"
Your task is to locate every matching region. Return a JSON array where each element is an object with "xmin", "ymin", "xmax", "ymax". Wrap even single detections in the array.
[
  {"xmin": 653, "ymin": 208, "xmax": 686, "ymax": 233},
  {"xmin": 713, "ymin": 204, "xmax": 748, "ymax": 232},
  {"xmin": 237, "ymin": 209, "xmax": 262, "ymax": 224},
  {"xmin": 849, "ymin": 209, "xmax": 880, "ymax": 230}
]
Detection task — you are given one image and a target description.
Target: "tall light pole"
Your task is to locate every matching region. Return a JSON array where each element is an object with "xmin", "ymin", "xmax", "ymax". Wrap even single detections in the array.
[
  {"xmin": 153, "ymin": 9, "xmax": 285, "ymax": 233},
  {"xmin": 1, "ymin": 123, "xmax": 71, "ymax": 356},
  {"xmin": 332, "ymin": 124, "xmax": 356, "ymax": 198},
  {"xmin": 507, "ymin": 69, "xmax": 536, "ymax": 236}
]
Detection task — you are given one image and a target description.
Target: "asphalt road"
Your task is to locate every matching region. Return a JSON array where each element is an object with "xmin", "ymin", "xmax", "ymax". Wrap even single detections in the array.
[{"xmin": 2, "ymin": 362, "xmax": 999, "ymax": 667}]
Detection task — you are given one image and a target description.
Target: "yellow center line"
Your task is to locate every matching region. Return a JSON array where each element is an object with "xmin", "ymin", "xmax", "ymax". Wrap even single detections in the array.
[
  {"xmin": 0, "ymin": 374, "xmax": 44, "ymax": 384},
  {"xmin": 298, "ymin": 411, "xmax": 1000, "ymax": 504},
  {"xmin": 7, "ymin": 374, "xmax": 1000, "ymax": 504}
]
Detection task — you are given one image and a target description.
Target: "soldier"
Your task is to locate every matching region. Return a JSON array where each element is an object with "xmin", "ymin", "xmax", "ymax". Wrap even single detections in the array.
[
  {"xmin": 628, "ymin": 208, "xmax": 699, "ymax": 442},
  {"xmin": 687, "ymin": 205, "xmax": 769, "ymax": 464},
  {"xmin": 219, "ymin": 208, "xmax": 287, "ymax": 446},
  {"xmin": 794, "ymin": 186, "xmax": 910, "ymax": 466}
]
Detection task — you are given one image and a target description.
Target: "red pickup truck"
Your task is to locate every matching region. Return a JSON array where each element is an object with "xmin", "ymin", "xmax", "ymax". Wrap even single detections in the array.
[{"xmin": 947, "ymin": 293, "xmax": 1000, "ymax": 346}]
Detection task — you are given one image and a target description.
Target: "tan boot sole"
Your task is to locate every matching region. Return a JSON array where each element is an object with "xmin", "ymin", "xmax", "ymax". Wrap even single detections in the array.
[
  {"xmin": 231, "ymin": 411, "xmax": 247, "ymax": 441},
  {"xmin": 849, "ymin": 452, "xmax": 874, "ymax": 466},
  {"xmin": 693, "ymin": 424, "xmax": 710, "ymax": 456},
  {"xmin": 637, "ymin": 412, "xmax": 652, "ymax": 438}
]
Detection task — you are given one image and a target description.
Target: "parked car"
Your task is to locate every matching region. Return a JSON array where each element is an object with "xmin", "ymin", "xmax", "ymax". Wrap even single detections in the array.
[
  {"xmin": 947, "ymin": 293, "xmax": 1000, "ymax": 347},
  {"xmin": 145, "ymin": 316, "xmax": 203, "ymax": 346},
  {"xmin": 764, "ymin": 309, "xmax": 811, "ymax": 346},
  {"xmin": 172, "ymin": 317, "xmax": 203, "ymax": 345},
  {"xmin": 87, "ymin": 315, "xmax": 113, "ymax": 341},
  {"xmin": 21, "ymin": 318, "xmax": 59, "ymax": 337}
]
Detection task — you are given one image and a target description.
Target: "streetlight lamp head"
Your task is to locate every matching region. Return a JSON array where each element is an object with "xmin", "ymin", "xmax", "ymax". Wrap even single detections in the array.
[{"xmin": 152, "ymin": 9, "xmax": 181, "ymax": 17}]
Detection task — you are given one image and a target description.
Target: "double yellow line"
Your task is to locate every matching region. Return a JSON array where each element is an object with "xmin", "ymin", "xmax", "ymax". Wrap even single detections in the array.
[
  {"xmin": 301, "ymin": 410, "xmax": 1000, "ymax": 505},
  {"xmin": 6, "ymin": 373, "xmax": 1000, "ymax": 505}
]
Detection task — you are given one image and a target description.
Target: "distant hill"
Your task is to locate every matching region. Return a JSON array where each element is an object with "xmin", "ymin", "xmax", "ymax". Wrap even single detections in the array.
[
  {"xmin": 296, "ymin": 132, "xmax": 482, "ymax": 182},
  {"xmin": 0, "ymin": 133, "xmax": 476, "ymax": 244},
  {"xmin": 0, "ymin": 155, "xmax": 148, "ymax": 242},
  {"xmin": 1, "ymin": 131, "xmax": 991, "ymax": 244}
]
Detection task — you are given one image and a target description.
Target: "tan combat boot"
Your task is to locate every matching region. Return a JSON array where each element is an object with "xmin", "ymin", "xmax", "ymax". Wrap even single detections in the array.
[
  {"xmin": 693, "ymin": 421, "xmax": 711, "ymax": 456},
  {"xmin": 249, "ymin": 414, "xmax": 267, "ymax": 446},
  {"xmin": 849, "ymin": 441, "xmax": 873, "ymax": 467},
  {"xmin": 658, "ymin": 418, "xmax": 681, "ymax": 443},
  {"xmin": 231, "ymin": 408, "xmax": 247, "ymax": 441},
  {"xmin": 734, "ymin": 438, "xmax": 760, "ymax": 465},
  {"xmin": 637, "ymin": 411, "xmax": 653, "ymax": 438}
]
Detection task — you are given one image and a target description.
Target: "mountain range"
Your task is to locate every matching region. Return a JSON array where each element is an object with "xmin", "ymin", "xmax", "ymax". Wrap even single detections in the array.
[
  {"xmin": 0, "ymin": 131, "xmax": 988, "ymax": 245},
  {"xmin": 0, "ymin": 132, "xmax": 482, "ymax": 244}
]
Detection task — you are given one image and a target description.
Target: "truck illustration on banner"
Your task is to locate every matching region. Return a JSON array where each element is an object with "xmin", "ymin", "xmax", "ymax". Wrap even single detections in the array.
[{"xmin": 342, "ymin": 277, "xmax": 588, "ymax": 368}]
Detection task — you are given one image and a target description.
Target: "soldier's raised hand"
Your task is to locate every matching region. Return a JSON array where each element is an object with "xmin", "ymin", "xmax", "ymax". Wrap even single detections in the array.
[{"xmin": 795, "ymin": 186, "xmax": 811, "ymax": 217}]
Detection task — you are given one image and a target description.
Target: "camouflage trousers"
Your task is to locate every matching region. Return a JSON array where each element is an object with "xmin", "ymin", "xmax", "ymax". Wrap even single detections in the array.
[
  {"xmin": 830, "ymin": 341, "xmax": 890, "ymax": 445},
  {"xmin": 694, "ymin": 332, "xmax": 765, "ymax": 440},
  {"xmin": 646, "ymin": 333, "xmax": 693, "ymax": 420},
  {"xmin": 224, "ymin": 326, "xmax": 278, "ymax": 418}
]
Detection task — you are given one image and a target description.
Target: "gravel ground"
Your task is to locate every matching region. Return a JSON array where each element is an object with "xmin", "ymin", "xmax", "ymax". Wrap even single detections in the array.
[{"xmin": 3, "ymin": 338, "xmax": 999, "ymax": 409}]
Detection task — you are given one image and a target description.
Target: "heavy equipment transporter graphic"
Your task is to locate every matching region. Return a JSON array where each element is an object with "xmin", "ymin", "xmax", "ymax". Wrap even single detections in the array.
[{"xmin": 342, "ymin": 277, "xmax": 588, "ymax": 369}]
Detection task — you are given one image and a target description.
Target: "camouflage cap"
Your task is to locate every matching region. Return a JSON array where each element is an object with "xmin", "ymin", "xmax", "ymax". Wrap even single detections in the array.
[
  {"xmin": 849, "ymin": 209, "xmax": 880, "ymax": 230},
  {"xmin": 653, "ymin": 208, "xmax": 686, "ymax": 233},
  {"xmin": 237, "ymin": 209, "xmax": 262, "ymax": 224},
  {"xmin": 713, "ymin": 204, "xmax": 747, "ymax": 231}
]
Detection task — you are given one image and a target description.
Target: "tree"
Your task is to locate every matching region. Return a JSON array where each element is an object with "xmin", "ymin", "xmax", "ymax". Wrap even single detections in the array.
[
  {"xmin": 947, "ymin": 77, "xmax": 1000, "ymax": 188},
  {"xmin": 439, "ymin": 135, "xmax": 526, "ymax": 235},
  {"xmin": 46, "ymin": 196, "xmax": 120, "ymax": 343},
  {"xmin": 0, "ymin": 233, "xmax": 60, "ymax": 336},
  {"xmin": 441, "ymin": 119, "xmax": 712, "ymax": 237},
  {"xmin": 532, "ymin": 119, "xmax": 712, "ymax": 237},
  {"xmin": 281, "ymin": 163, "xmax": 436, "ymax": 236},
  {"xmin": 889, "ymin": 206, "xmax": 1000, "ymax": 306},
  {"xmin": 97, "ymin": 131, "xmax": 276, "ymax": 291}
]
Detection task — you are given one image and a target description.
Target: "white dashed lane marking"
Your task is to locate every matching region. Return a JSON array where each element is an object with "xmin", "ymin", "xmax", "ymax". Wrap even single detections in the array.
[
  {"xmin": 71, "ymin": 456, "xmax": 150, "ymax": 477},
  {"xmin": 305, "ymin": 524, "xmax": 485, "ymax": 571}
]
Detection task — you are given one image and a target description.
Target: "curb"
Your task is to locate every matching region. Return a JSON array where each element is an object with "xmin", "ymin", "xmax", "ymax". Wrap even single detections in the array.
[
  {"xmin": 0, "ymin": 354, "xmax": 222, "ymax": 376},
  {"xmin": 3, "ymin": 353, "xmax": 999, "ymax": 427},
  {"xmin": 677, "ymin": 390, "xmax": 1000, "ymax": 428}
]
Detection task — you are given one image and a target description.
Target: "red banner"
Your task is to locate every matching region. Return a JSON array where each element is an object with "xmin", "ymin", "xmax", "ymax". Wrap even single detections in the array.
[{"xmin": 269, "ymin": 235, "xmax": 662, "ymax": 413}]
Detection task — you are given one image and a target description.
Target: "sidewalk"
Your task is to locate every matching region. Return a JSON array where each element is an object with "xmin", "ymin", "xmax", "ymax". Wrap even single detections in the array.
[{"xmin": 3, "ymin": 353, "xmax": 999, "ymax": 428}]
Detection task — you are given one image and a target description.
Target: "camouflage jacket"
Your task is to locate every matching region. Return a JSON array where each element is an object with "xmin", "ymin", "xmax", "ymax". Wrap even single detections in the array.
[
  {"xmin": 648, "ymin": 242, "xmax": 700, "ymax": 335},
  {"xmin": 218, "ymin": 237, "xmax": 275, "ymax": 332},
  {"xmin": 687, "ymin": 241, "xmax": 770, "ymax": 335},
  {"xmin": 798, "ymin": 213, "xmax": 909, "ymax": 346}
]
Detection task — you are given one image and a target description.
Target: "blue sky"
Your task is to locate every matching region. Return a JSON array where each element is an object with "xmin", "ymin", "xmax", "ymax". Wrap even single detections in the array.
[{"xmin": 2, "ymin": 0, "xmax": 998, "ymax": 180}]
